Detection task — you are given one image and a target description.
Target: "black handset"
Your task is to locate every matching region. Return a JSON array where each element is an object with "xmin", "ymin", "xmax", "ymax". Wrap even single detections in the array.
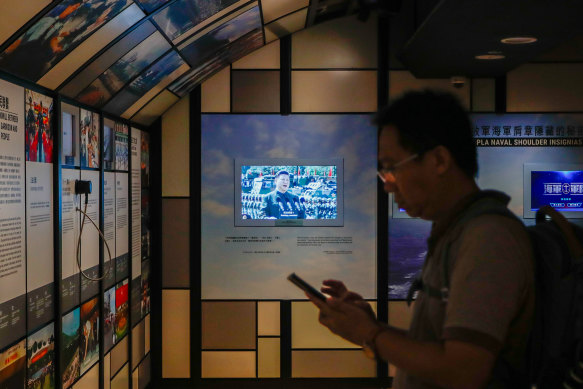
[{"xmin": 287, "ymin": 273, "xmax": 327, "ymax": 301}]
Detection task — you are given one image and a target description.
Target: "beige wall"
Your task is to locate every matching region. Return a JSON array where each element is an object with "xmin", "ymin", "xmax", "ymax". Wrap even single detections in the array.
[{"xmin": 159, "ymin": 11, "xmax": 583, "ymax": 382}]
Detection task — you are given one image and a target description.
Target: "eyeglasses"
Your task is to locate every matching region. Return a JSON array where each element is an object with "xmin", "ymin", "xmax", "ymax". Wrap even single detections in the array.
[{"xmin": 377, "ymin": 153, "xmax": 419, "ymax": 183}]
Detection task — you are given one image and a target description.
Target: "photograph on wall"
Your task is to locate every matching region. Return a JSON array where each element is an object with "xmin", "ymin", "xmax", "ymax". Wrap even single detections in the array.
[
  {"xmin": 79, "ymin": 110, "xmax": 99, "ymax": 168},
  {"xmin": 0, "ymin": 340, "xmax": 26, "ymax": 388},
  {"xmin": 388, "ymin": 114, "xmax": 583, "ymax": 299},
  {"xmin": 79, "ymin": 298, "xmax": 99, "ymax": 376},
  {"xmin": 115, "ymin": 123, "xmax": 129, "ymax": 171},
  {"xmin": 26, "ymin": 158, "xmax": 54, "ymax": 330},
  {"xmin": 104, "ymin": 123, "xmax": 115, "ymax": 170},
  {"xmin": 178, "ymin": 5, "xmax": 261, "ymax": 66},
  {"xmin": 27, "ymin": 322, "xmax": 55, "ymax": 389},
  {"xmin": 76, "ymin": 33, "xmax": 170, "ymax": 107},
  {"xmin": 25, "ymin": 90, "xmax": 53, "ymax": 163},
  {"xmin": 103, "ymin": 50, "xmax": 187, "ymax": 116},
  {"xmin": 103, "ymin": 287, "xmax": 116, "ymax": 353},
  {"xmin": 141, "ymin": 260, "xmax": 150, "ymax": 317},
  {"xmin": 0, "ymin": 0, "xmax": 131, "ymax": 81},
  {"xmin": 115, "ymin": 279, "xmax": 129, "ymax": 340},
  {"xmin": 201, "ymin": 115, "xmax": 377, "ymax": 299},
  {"xmin": 236, "ymin": 160, "xmax": 343, "ymax": 227},
  {"xmin": 0, "ymin": 79, "xmax": 26, "ymax": 350},
  {"xmin": 170, "ymin": 26, "xmax": 263, "ymax": 96},
  {"xmin": 61, "ymin": 308, "xmax": 80, "ymax": 389},
  {"xmin": 152, "ymin": 0, "xmax": 241, "ymax": 42},
  {"xmin": 61, "ymin": 104, "xmax": 79, "ymax": 166}
]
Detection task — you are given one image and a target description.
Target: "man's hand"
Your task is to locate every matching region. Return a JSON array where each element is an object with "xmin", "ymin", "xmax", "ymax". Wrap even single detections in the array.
[
  {"xmin": 305, "ymin": 279, "xmax": 380, "ymax": 346},
  {"xmin": 320, "ymin": 279, "xmax": 376, "ymax": 320}
]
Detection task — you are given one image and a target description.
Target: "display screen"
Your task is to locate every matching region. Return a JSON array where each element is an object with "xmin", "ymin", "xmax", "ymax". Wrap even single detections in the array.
[
  {"xmin": 235, "ymin": 158, "xmax": 344, "ymax": 226},
  {"xmin": 531, "ymin": 170, "xmax": 583, "ymax": 211}
]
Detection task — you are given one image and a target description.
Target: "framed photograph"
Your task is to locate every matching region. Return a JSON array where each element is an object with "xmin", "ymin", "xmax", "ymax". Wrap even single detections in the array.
[{"xmin": 0, "ymin": 0, "xmax": 131, "ymax": 80}]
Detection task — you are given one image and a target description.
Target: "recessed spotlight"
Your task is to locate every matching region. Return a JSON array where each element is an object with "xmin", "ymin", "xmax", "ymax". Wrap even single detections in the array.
[
  {"xmin": 501, "ymin": 36, "xmax": 537, "ymax": 44},
  {"xmin": 475, "ymin": 54, "xmax": 505, "ymax": 60}
]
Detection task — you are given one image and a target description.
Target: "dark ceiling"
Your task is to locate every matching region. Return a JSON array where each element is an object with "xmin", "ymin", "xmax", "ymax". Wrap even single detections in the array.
[{"xmin": 397, "ymin": 0, "xmax": 583, "ymax": 78}]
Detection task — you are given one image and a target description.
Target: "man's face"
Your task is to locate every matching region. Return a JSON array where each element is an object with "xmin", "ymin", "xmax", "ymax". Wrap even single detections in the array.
[
  {"xmin": 275, "ymin": 174, "xmax": 290, "ymax": 193},
  {"xmin": 378, "ymin": 125, "xmax": 437, "ymax": 220}
]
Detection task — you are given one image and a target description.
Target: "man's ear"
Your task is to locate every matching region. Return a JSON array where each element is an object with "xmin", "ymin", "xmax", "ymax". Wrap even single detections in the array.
[{"xmin": 430, "ymin": 145, "xmax": 453, "ymax": 175}]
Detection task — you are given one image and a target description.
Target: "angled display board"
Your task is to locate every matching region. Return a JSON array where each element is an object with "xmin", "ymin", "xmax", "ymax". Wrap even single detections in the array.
[
  {"xmin": 0, "ymin": 0, "xmax": 132, "ymax": 81},
  {"xmin": 170, "ymin": 3, "xmax": 264, "ymax": 96},
  {"xmin": 152, "ymin": 0, "xmax": 241, "ymax": 43}
]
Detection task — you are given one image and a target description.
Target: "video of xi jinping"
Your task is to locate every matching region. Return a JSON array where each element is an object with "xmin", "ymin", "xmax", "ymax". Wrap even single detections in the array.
[{"xmin": 234, "ymin": 158, "xmax": 344, "ymax": 226}]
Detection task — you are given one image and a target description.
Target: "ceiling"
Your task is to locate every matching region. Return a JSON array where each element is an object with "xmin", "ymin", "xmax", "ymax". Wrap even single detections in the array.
[
  {"xmin": 0, "ymin": 0, "xmax": 582, "ymax": 124},
  {"xmin": 397, "ymin": 0, "xmax": 583, "ymax": 78}
]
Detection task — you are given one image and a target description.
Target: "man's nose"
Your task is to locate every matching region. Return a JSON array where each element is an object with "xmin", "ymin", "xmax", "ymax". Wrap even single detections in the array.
[{"xmin": 382, "ymin": 175, "xmax": 396, "ymax": 193}]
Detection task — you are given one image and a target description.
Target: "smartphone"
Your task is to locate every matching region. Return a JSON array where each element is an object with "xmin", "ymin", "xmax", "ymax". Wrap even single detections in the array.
[{"xmin": 287, "ymin": 273, "xmax": 327, "ymax": 301}]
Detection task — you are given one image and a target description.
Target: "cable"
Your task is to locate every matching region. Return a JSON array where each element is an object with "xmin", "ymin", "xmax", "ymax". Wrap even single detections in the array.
[{"xmin": 75, "ymin": 193, "xmax": 113, "ymax": 282}]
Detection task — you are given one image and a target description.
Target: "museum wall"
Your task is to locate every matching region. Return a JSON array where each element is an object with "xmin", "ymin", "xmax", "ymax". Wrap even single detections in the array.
[{"xmin": 158, "ymin": 11, "xmax": 583, "ymax": 386}]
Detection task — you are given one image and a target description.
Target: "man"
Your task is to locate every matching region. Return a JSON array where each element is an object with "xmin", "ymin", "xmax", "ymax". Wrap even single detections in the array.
[
  {"xmin": 308, "ymin": 90, "xmax": 534, "ymax": 389},
  {"xmin": 261, "ymin": 170, "xmax": 306, "ymax": 219}
]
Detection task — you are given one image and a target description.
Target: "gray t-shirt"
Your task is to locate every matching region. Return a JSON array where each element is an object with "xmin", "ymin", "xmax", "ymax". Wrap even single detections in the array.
[{"xmin": 394, "ymin": 191, "xmax": 534, "ymax": 389}]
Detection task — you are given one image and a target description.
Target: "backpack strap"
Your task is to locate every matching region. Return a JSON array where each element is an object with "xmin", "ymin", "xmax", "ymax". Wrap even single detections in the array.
[
  {"xmin": 406, "ymin": 205, "xmax": 518, "ymax": 306},
  {"xmin": 536, "ymin": 205, "xmax": 583, "ymax": 260}
]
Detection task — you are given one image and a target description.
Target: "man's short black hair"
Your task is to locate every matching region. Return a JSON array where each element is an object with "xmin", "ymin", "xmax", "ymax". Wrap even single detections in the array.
[
  {"xmin": 275, "ymin": 170, "xmax": 290, "ymax": 178},
  {"xmin": 373, "ymin": 89, "xmax": 477, "ymax": 178}
]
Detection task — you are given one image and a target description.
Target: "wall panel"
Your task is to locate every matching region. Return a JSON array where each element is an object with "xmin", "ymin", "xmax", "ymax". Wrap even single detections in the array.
[
  {"xmin": 232, "ymin": 70, "xmax": 280, "ymax": 112},
  {"xmin": 507, "ymin": 63, "xmax": 583, "ymax": 112},
  {"xmin": 162, "ymin": 290, "xmax": 190, "ymax": 378},
  {"xmin": 292, "ymin": 14, "xmax": 377, "ymax": 69},
  {"xmin": 201, "ymin": 351, "xmax": 256, "ymax": 378},
  {"xmin": 161, "ymin": 95, "xmax": 189, "ymax": 196},
  {"xmin": 292, "ymin": 350, "xmax": 376, "ymax": 377},
  {"xmin": 292, "ymin": 70, "xmax": 377, "ymax": 112},
  {"xmin": 201, "ymin": 67, "xmax": 231, "ymax": 113},
  {"xmin": 162, "ymin": 199, "xmax": 190, "ymax": 288},
  {"xmin": 201, "ymin": 302, "xmax": 256, "ymax": 349}
]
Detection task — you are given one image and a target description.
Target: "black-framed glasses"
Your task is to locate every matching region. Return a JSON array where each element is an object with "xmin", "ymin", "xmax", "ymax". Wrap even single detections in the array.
[{"xmin": 377, "ymin": 153, "xmax": 419, "ymax": 183}]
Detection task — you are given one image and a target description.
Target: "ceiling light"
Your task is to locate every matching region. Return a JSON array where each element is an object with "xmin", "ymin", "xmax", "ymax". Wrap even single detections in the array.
[
  {"xmin": 501, "ymin": 37, "xmax": 537, "ymax": 44},
  {"xmin": 475, "ymin": 53, "xmax": 505, "ymax": 60}
]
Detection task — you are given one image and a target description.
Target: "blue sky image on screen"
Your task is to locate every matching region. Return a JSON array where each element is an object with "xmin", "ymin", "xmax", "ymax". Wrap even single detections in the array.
[
  {"xmin": 201, "ymin": 114, "xmax": 377, "ymax": 299},
  {"xmin": 531, "ymin": 171, "xmax": 583, "ymax": 211}
]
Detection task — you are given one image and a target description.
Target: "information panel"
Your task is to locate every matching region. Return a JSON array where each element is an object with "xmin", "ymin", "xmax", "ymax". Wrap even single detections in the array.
[
  {"xmin": 26, "ymin": 161, "xmax": 54, "ymax": 330},
  {"xmin": 131, "ymin": 128, "xmax": 141, "ymax": 279},
  {"xmin": 61, "ymin": 168, "xmax": 81, "ymax": 312},
  {"xmin": 103, "ymin": 172, "xmax": 116, "ymax": 289},
  {"xmin": 115, "ymin": 173, "xmax": 129, "ymax": 281},
  {"xmin": 25, "ymin": 89, "xmax": 54, "ymax": 331},
  {"xmin": 80, "ymin": 170, "xmax": 100, "ymax": 300},
  {"xmin": 0, "ymin": 80, "xmax": 25, "ymax": 348}
]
